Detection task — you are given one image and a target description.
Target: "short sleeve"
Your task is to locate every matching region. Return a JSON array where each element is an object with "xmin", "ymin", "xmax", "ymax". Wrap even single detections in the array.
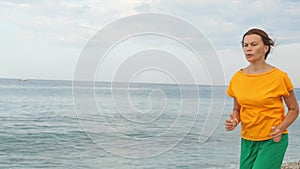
[
  {"xmin": 226, "ymin": 72, "xmax": 238, "ymax": 98},
  {"xmin": 226, "ymin": 79, "xmax": 235, "ymax": 97},
  {"xmin": 282, "ymin": 73, "xmax": 294, "ymax": 96}
]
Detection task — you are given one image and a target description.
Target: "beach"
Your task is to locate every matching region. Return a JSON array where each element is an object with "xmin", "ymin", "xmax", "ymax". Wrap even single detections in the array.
[{"xmin": 282, "ymin": 161, "xmax": 300, "ymax": 169}]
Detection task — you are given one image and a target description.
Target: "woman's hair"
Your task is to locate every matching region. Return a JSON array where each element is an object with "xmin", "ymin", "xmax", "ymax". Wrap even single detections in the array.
[{"xmin": 242, "ymin": 28, "xmax": 275, "ymax": 59}]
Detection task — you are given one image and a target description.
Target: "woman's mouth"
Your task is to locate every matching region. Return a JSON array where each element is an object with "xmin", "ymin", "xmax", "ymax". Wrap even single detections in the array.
[{"xmin": 246, "ymin": 54, "xmax": 253, "ymax": 57}]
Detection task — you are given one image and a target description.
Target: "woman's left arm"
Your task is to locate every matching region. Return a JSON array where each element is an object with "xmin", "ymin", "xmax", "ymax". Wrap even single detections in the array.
[
  {"xmin": 278, "ymin": 90, "xmax": 299, "ymax": 131},
  {"xmin": 270, "ymin": 90, "xmax": 299, "ymax": 142}
]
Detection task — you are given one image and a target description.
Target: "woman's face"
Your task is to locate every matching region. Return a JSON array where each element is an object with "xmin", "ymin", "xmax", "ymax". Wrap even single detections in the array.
[{"xmin": 242, "ymin": 34, "xmax": 269, "ymax": 63}]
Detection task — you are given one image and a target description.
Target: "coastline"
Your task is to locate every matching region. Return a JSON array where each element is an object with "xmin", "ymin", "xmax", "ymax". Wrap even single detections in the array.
[{"xmin": 281, "ymin": 161, "xmax": 300, "ymax": 169}]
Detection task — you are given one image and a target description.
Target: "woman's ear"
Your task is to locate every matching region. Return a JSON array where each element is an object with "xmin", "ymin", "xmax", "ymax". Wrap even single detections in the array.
[{"xmin": 264, "ymin": 45, "xmax": 269, "ymax": 54}]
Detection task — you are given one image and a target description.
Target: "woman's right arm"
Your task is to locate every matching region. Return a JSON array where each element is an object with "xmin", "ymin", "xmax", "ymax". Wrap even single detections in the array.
[{"xmin": 225, "ymin": 98, "xmax": 241, "ymax": 131}]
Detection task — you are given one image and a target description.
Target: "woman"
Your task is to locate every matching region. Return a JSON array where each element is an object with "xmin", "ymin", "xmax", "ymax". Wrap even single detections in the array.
[{"xmin": 225, "ymin": 28, "xmax": 299, "ymax": 169}]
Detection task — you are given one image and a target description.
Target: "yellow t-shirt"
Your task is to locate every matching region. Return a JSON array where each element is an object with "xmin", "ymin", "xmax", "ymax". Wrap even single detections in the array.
[{"xmin": 227, "ymin": 68, "xmax": 293, "ymax": 141}]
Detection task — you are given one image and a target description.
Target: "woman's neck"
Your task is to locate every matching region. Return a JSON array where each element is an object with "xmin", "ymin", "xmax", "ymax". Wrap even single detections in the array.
[{"xmin": 244, "ymin": 61, "xmax": 273, "ymax": 74}]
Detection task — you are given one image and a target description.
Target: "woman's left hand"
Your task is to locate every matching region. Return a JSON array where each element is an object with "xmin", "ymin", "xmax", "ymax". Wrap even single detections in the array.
[{"xmin": 270, "ymin": 126, "xmax": 282, "ymax": 142}]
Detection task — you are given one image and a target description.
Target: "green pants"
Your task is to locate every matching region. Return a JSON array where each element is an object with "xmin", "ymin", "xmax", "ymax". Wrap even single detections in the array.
[{"xmin": 240, "ymin": 134, "xmax": 288, "ymax": 169}]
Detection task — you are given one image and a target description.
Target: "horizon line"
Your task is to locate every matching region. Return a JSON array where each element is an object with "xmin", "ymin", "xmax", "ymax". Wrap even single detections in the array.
[{"xmin": 0, "ymin": 77, "xmax": 228, "ymax": 87}]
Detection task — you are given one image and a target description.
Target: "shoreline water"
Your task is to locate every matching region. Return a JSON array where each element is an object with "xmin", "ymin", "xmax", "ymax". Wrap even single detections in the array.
[{"xmin": 1, "ymin": 78, "xmax": 299, "ymax": 169}]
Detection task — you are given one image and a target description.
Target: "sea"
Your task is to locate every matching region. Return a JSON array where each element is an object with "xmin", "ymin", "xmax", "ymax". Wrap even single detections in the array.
[{"xmin": 0, "ymin": 78, "xmax": 299, "ymax": 169}]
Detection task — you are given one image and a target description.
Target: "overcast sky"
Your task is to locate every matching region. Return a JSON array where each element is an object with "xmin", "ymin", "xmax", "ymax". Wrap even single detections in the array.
[{"xmin": 1, "ymin": 0, "xmax": 300, "ymax": 87}]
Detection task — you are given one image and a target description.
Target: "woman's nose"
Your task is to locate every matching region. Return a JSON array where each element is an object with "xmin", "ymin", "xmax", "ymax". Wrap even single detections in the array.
[{"xmin": 245, "ymin": 46, "xmax": 252, "ymax": 51}]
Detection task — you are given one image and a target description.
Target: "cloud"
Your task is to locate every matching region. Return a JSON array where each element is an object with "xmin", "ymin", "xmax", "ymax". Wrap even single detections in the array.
[
  {"xmin": 0, "ymin": 0, "xmax": 153, "ymax": 47},
  {"xmin": 144, "ymin": 0, "xmax": 300, "ymax": 50},
  {"xmin": 0, "ymin": 0, "xmax": 300, "ymax": 85},
  {"xmin": 1, "ymin": 0, "xmax": 299, "ymax": 48}
]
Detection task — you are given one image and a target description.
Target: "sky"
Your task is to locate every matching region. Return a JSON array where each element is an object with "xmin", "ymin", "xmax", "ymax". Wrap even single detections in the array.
[{"xmin": 1, "ymin": 0, "xmax": 300, "ymax": 87}]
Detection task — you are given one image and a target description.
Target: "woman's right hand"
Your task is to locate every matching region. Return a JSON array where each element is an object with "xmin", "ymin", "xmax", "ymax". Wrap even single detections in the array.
[{"xmin": 225, "ymin": 113, "xmax": 238, "ymax": 131}]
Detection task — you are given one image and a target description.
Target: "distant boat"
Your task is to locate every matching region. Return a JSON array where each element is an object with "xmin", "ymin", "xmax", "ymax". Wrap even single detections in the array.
[{"xmin": 18, "ymin": 78, "xmax": 28, "ymax": 82}]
